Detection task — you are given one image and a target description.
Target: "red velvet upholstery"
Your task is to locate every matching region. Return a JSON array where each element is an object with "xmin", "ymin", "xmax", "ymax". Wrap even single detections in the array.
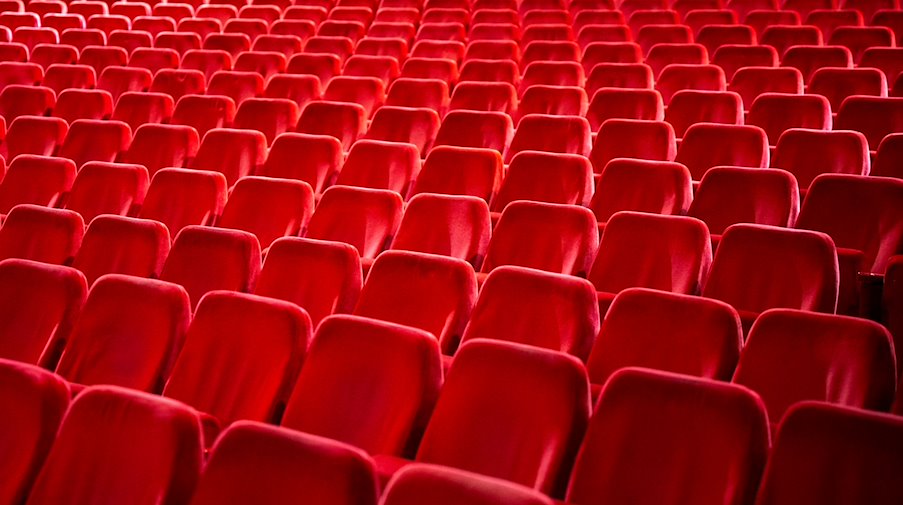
[
  {"xmin": 748, "ymin": 93, "xmax": 832, "ymax": 146},
  {"xmin": 190, "ymin": 127, "xmax": 268, "ymax": 186},
  {"xmin": 389, "ymin": 340, "xmax": 590, "ymax": 495},
  {"xmin": 365, "ymin": 106, "xmax": 441, "ymax": 154},
  {"xmin": 0, "ymin": 259, "xmax": 86, "ymax": 365},
  {"xmin": 482, "ymin": 200, "xmax": 598, "ymax": 277},
  {"xmin": 566, "ymin": 368, "xmax": 769, "ymax": 505},
  {"xmin": 256, "ymin": 237, "xmax": 362, "ymax": 328},
  {"xmin": 232, "ymin": 98, "xmax": 300, "ymax": 145},
  {"xmin": 664, "ymin": 89, "xmax": 743, "ymax": 137},
  {"xmin": 55, "ymin": 274, "xmax": 190, "ymax": 392},
  {"xmin": 772, "ymin": 129, "xmax": 869, "ymax": 190},
  {"xmin": 171, "ymin": 95, "xmax": 236, "ymax": 140},
  {"xmin": 733, "ymin": 309, "xmax": 896, "ymax": 425},
  {"xmin": 808, "ymin": 67, "xmax": 888, "ymax": 111},
  {"xmin": 160, "ymin": 225, "xmax": 261, "ymax": 308},
  {"xmin": 391, "ymin": 193, "xmax": 491, "ymax": 268},
  {"xmin": 305, "ymin": 185, "xmax": 404, "ymax": 260},
  {"xmin": 337, "ymin": 139, "xmax": 421, "ymax": 195},
  {"xmin": 26, "ymin": 386, "xmax": 203, "ymax": 505},
  {"xmin": 258, "ymin": 133, "xmax": 343, "ymax": 193},
  {"xmin": 590, "ymin": 158, "xmax": 692, "ymax": 222},
  {"xmin": 504, "ymin": 113, "xmax": 591, "ymax": 162},
  {"xmin": 412, "ymin": 146, "xmax": 503, "ymax": 202},
  {"xmin": 296, "ymin": 100, "xmax": 367, "ymax": 151},
  {"xmin": 433, "ymin": 110, "xmax": 514, "ymax": 153},
  {"xmin": 382, "ymin": 464, "xmax": 554, "ymax": 505},
  {"xmin": 0, "ymin": 155, "xmax": 76, "ymax": 215},
  {"xmin": 58, "ymin": 118, "xmax": 132, "ymax": 169},
  {"xmin": 111, "ymin": 91, "xmax": 174, "ymax": 133},
  {"xmin": 460, "ymin": 265, "xmax": 599, "ymax": 359},
  {"xmin": 586, "ymin": 88, "xmax": 663, "ymax": 130},
  {"xmin": 590, "ymin": 118, "xmax": 676, "ymax": 172},
  {"xmin": 703, "ymin": 224, "xmax": 839, "ymax": 331},
  {"xmin": 835, "ymin": 96, "xmax": 903, "ymax": 151},
  {"xmin": 72, "ymin": 215, "xmax": 170, "ymax": 284},
  {"xmin": 493, "ymin": 151, "xmax": 593, "ymax": 210},
  {"xmin": 587, "ymin": 287, "xmax": 742, "ymax": 387},
  {"xmin": 163, "ymin": 291, "xmax": 311, "ymax": 425},
  {"xmin": 0, "ymin": 205, "xmax": 84, "ymax": 265},
  {"xmin": 190, "ymin": 421, "xmax": 378, "ymax": 505},
  {"xmin": 283, "ymin": 315, "xmax": 442, "ymax": 456},
  {"xmin": 0, "ymin": 359, "xmax": 69, "ymax": 505},
  {"xmin": 675, "ymin": 123, "xmax": 770, "ymax": 180},
  {"xmin": 754, "ymin": 402, "xmax": 903, "ymax": 505},
  {"xmin": 728, "ymin": 67, "xmax": 803, "ymax": 112},
  {"xmin": 217, "ymin": 176, "xmax": 315, "ymax": 248},
  {"xmin": 138, "ymin": 168, "xmax": 228, "ymax": 237},
  {"xmin": 355, "ymin": 250, "xmax": 476, "ymax": 348},
  {"xmin": 65, "ymin": 161, "xmax": 149, "ymax": 222}
]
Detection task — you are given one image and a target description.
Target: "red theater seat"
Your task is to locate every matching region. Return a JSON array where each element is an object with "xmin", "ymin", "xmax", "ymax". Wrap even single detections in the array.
[
  {"xmin": 728, "ymin": 66, "xmax": 803, "ymax": 110},
  {"xmin": 382, "ymin": 465, "xmax": 554, "ymax": 505},
  {"xmin": 217, "ymin": 176, "xmax": 314, "ymax": 249},
  {"xmin": 296, "ymin": 101, "xmax": 366, "ymax": 151},
  {"xmin": 255, "ymin": 237, "xmax": 362, "ymax": 327},
  {"xmin": 772, "ymin": 129, "xmax": 869, "ymax": 190},
  {"xmin": 375, "ymin": 339, "xmax": 590, "ymax": 495},
  {"xmin": 411, "ymin": 146, "xmax": 503, "ymax": 202},
  {"xmin": 688, "ymin": 166, "xmax": 800, "ymax": 236},
  {"xmin": 460, "ymin": 265, "xmax": 599, "ymax": 359},
  {"xmin": 675, "ymin": 123, "xmax": 769, "ymax": 180},
  {"xmin": 0, "ymin": 155, "xmax": 75, "ymax": 215},
  {"xmin": 0, "ymin": 359, "xmax": 69, "ymax": 505},
  {"xmin": 65, "ymin": 161, "xmax": 149, "ymax": 222},
  {"xmin": 835, "ymin": 96, "xmax": 903, "ymax": 152},
  {"xmin": 808, "ymin": 67, "xmax": 888, "ymax": 111},
  {"xmin": 482, "ymin": 200, "xmax": 597, "ymax": 277},
  {"xmin": 590, "ymin": 119, "xmax": 677, "ymax": 172},
  {"xmin": 664, "ymin": 89, "xmax": 743, "ymax": 137},
  {"xmin": 111, "ymin": 91, "xmax": 174, "ymax": 132},
  {"xmin": 702, "ymin": 224, "xmax": 839, "ymax": 332},
  {"xmin": 72, "ymin": 215, "xmax": 170, "ymax": 285},
  {"xmin": 0, "ymin": 115, "xmax": 67, "ymax": 160},
  {"xmin": 305, "ymin": 185, "xmax": 403, "ymax": 260},
  {"xmin": 0, "ymin": 260, "xmax": 86, "ymax": 365},
  {"xmin": 159, "ymin": 226, "xmax": 262, "ymax": 308},
  {"xmin": 589, "ymin": 158, "xmax": 692, "ymax": 222},
  {"xmin": 747, "ymin": 93, "xmax": 832, "ymax": 146},
  {"xmin": 365, "ymin": 106, "xmax": 441, "ymax": 154},
  {"xmin": 190, "ymin": 127, "xmax": 267, "ymax": 186},
  {"xmin": 53, "ymin": 274, "xmax": 190, "ymax": 391},
  {"xmin": 433, "ymin": 110, "xmax": 513, "ymax": 153},
  {"xmin": 565, "ymin": 368, "xmax": 769, "ymax": 505},
  {"xmin": 0, "ymin": 205, "xmax": 84, "ymax": 265},
  {"xmin": 171, "ymin": 95, "xmax": 236, "ymax": 140},
  {"xmin": 163, "ymin": 291, "xmax": 310, "ymax": 425},
  {"xmin": 354, "ymin": 250, "xmax": 477, "ymax": 349},
  {"xmin": 24, "ymin": 386, "xmax": 203, "ymax": 505},
  {"xmin": 138, "ymin": 168, "xmax": 227, "ymax": 236},
  {"xmin": 493, "ymin": 150, "xmax": 592, "ymax": 210},
  {"xmin": 189, "ymin": 422, "xmax": 379, "ymax": 505}
]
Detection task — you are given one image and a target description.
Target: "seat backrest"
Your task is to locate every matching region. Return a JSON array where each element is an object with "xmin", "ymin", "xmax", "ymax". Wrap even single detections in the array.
[
  {"xmin": 656, "ymin": 63, "xmax": 726, "ymax": 105},
  {"xmin": 482, "ymin": 200, "xmax": 599, "ymax": 276},
  {"xmin": 461, "ymin": 265, "xmax": 600, "ymax": 359},
  {"xmin": 0, "ymin": 155, "xmax": 76, "ymax": 215},
  {"xmin": 305, "ymin": 185, "xmax": 404, "ymax": 260},
  {"xmin": 664, "ymin": 89, "xmax": 743, "ymax": 137},
  {"xmin": 835, "ymin": 96, "xmax": 903, "ymax": 151},
  {"xmin": 873, "ymin": 132, "xmax": 903, "ymax": 178},
  {"xmin": 0, "ymin": 205, "xmax": 84, "ymax": 265},
  {"xmin": 217, "ymin": 176, "xmax": 315, "ymax": 249},
  {"xmin": 163, "ymin": 291, "xmax": 311, "ymax": 425},
  {"xmin": 122, "ymin": 123, "xmax": 200, "ymax": 177},
  {"xmin": 728, "ymin": 66, "xmax": 803, "ymax": 110},
  {"xmin": 591, "ymin": 212, "xmax": 711, "ymax": 298},
  {"xmin": 282, "ymin": 315, "xmax": 442, "ymax": 456},
  {"xmin": 433, "ymin": 109, "xmax": 514, "ymax": 154},
  {"xmin": 688, "ymin": 166, "xmax": 800, "ymax": 235},
  {"xmin": 2, "ymin": 115, "xmax": 68, "ymax": 161},
  {"xmin": 589, "ymin": 158, "xmax": 692, "ymax": 222},
  {"xmin": 0, "ymin": 359, "xmax": 69, "ymax": 505},
  {"xmin": 771, "ymin": 129, "xmax": 869, "ymax": 189},
  {"xmin": 702, "ymin": 224, "xmax": 839, "ymax": 318},
  {"xmin": 189, "ymin": 421, "xmax": 378, "ymax": 505},
  {"xmin": 411, "ymin": 146, "xmax": 503, "ymax": 202},
  {"xmin": 416, "ymin": 340, "xmax": 591, "ymax": 495},
  {"xmin": 296, "ymin": 100, "xmax": 366, "ymax": 151},
  {"xmin": 733, "ymin": 309, "xmax": 896, "ymax": 424},
  {"xmin": 492, "ymin": 151, "xmax": 593, "ymax": 211},
  {"xmin": 171, "ymin": 94, "xmax": 236, "ymax": 140},
  {"xmin": 190, "ymin": 127, "xmax": 267, "ymax": 186},
  {"xmin": 566, "ymin": 368, "xmax": 769, "ymax": 505},
  {"xmin": 781, "ymin": 45, "xmax": 852, "ymax": 82},
  {"xmin": 71, "ymin": 215, "xmax": 170, "ymax": 285},
  {"xmin": 159, "ymin": 225, "xmax": 262, "ymax": 309},
  {"xmin": 0, "ymin": 259, "xmax": 86, "ymax": 365},
  {"xmin": 231, "ymin": 97, "xmax": 299, "ymax": 145},
  {"xmin": 58, "ymin": 118, "xmax": 132, "ymax": 169},
  {"xmin": 587, "ymin": 288, "xmax": 742, "ymax": 386},
  {"xmin": 675, "ymin": 123, "xmax": 769, "ymax": 180},
  {"xmin": 258, "ymin": 133, "xmax": 342, "ymax": 194},
  {"xmin": 55, "ymin": 274, "xmax": 190, "ymax": 392},
  {"xmin": 391, "ymin": 193, "xmax": 491, "ymax": 268},
  {"xmin": 808, "ymin": 67, "xmax": 888, "ymax": 111},
  {"xmin": 747, "ymin": 93, "xmax": 832, "ymax": 146},
  {"xmin": 796, "ymin": 174, "xmax": 903, "ymax": 274},
  {"xmin": 25, "ymin": 386, "xmax": 203, "ymax": 505},
  {"xmin": 336, "ymin": 139, "xmax": 420, "ymax": 195},
  {"xmin": 138, "ymin": 168, "xmax": 227, "ymax": 237},
  {"xmin": 256, "ymin": 237, "xmax": 362, "ymax": 327},
  {"xmin": 590, "ymin": 118, "xmax": 677, "ymax": 172},
  {"xmin": 504, "ymin": 113, "xmax": 591, "ymax": 162},
  {"xmin": 65, "ymin": 161, "xmax": 149, "ymax": 223},
  {"xmin": 354, "ymin": 250, "xmax": 477, "ymax": 350},
  {"xmin": 754, "ymin": 402, "xmax": 903, "ymax": 505},
  {"xmin": 382, "ymin": 465, "xmax": 554, "ymax": 505},
  {"xmin": 586, "ymin": 87, "xmax": 663, "ymax": 130}
]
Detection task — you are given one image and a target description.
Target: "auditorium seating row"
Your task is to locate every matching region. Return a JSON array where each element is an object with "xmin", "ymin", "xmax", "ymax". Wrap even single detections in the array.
[{"xmin": 1, "ymin": 315, "xmax": 902, "ymax": 505}]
